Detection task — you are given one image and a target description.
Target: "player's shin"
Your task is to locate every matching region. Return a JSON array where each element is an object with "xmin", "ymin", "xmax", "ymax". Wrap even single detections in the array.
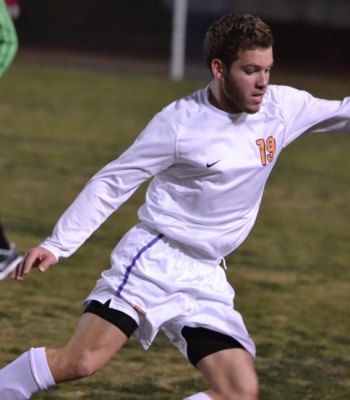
[{"xmin": 0, "ymin": 347, "xmax": 55, "ymax": 399}]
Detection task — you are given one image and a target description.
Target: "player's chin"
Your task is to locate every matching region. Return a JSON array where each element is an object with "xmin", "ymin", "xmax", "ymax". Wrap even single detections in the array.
[
  {"xmin": 245, "ymin": 104, "xmax": 261, "ymax": 114},
  {"xmin": 246, "ymin": 96, "xmax": 264, "ymax": 113}
]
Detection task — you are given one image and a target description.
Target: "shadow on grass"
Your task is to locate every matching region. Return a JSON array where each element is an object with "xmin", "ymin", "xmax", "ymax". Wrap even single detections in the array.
[{"xmin": 34, "ymin": 377, "xmax": 206, "ymax": 399}]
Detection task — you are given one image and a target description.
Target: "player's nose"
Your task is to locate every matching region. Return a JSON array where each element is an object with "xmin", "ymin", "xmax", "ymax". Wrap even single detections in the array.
[{"xmin": 256, "ymin": 71, "xmax": 269, "ymax": 88}]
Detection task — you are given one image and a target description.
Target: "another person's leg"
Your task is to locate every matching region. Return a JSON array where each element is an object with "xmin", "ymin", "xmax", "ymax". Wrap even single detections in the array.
[
  {"xmin": 0, "ymin": 221, "xmax": 22, "ymax": 280},
  {"xmin": 0, "ymin": 300, "xmax": 138, "ymax": 398},
  {"xmin": 0, "ymin": 222, "xmax": 10, "ymax": 250}
]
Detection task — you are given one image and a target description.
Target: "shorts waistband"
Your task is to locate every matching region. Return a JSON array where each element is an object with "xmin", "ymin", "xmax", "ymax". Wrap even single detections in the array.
[{"xmin": 138, "ymin": 222, "xmax": 221, "ymax": 267}]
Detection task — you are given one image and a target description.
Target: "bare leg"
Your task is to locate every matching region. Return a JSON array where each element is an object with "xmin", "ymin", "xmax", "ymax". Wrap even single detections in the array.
[
  {"xmin": 47, "ymin": 312, "xmax": 130, "ymax": 383},
  {"xmin": 194, "ymin": 348, "xmax": 259, "ymax": 400},
  {"xmin": 0, "ymin": 312, "xmax": 131, "ymax": 399}
]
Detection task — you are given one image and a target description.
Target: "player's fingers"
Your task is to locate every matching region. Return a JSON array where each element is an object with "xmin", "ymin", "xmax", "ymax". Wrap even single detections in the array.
[
  {"xmin": 38, "ymin": 256, "xmax": 55, "ymax": 273},
  {"xmin": 25, "ymin": 247, "xmax": 57, "ymax": 274},
  {"xmin": 22, "ymin": 249, "xmax": 41, "ymax": 275},
  {"xmin": 11, "ymin": 248, "xmax": 57, "ymax": 280},
  {"xmin": 11, "ymin": 248, "xmax": 43, "ymax": 280},
  {"xmin": 11, "ymin": 256, "xmax": 27, "ymax": 280}
]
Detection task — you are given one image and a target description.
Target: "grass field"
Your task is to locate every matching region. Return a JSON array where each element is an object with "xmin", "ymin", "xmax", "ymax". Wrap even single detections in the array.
[{"xmin": 0, "ymin": 52, "xmax": 350, "ymax": 399}]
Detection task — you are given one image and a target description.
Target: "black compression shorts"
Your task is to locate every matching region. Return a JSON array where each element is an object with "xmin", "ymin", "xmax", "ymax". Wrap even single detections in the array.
[{"xmin": 84, "ymin": 300, "xmax": 244, "ymax": 365}]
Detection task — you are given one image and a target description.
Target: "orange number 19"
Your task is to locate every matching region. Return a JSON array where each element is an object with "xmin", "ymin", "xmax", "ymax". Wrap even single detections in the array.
[{"xmin": 256, "ymin": 136, "xmax": 276, "ymax": 166}]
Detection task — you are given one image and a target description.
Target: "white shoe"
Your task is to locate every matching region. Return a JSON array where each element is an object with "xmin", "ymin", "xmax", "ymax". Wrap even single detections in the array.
[{"xmin": 0, "ymin": 244, "xmax": 23, "ymax": 280}]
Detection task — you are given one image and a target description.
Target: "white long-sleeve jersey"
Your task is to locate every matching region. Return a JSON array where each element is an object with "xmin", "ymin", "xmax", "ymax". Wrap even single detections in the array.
[{"xmin": 41, "ymin": 85, "xmax": 350, "ymax": 261}]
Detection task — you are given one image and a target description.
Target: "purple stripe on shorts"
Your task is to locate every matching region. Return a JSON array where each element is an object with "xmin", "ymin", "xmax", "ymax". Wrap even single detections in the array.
[{"xmin": 115, "ymin": 233, "xmax": 164, "ymax": 298}]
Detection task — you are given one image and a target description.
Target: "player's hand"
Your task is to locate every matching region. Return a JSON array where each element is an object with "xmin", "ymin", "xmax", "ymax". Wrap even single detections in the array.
[{"xmin": 11, "ymin": 247, "xmax": 57, "ymax": 281}]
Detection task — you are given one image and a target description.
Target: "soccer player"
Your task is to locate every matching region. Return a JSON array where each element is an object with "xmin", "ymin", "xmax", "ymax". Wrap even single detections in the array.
[
  {"xmin": 0, "ymin": 0, "xmax": 22, "ymax": 280},
  {"xmin": 1, "ymin": 13, "xmax": 349, "ymax": 400}
]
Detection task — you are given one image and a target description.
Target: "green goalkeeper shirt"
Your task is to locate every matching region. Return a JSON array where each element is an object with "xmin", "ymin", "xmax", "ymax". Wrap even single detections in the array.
[{"xmin": 0, "ymin": 0, "xmax": 17, "ymax": 77}]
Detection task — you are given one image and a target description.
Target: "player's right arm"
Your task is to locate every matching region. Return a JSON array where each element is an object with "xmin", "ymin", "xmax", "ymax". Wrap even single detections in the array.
[
  {"xmin": 11, "ymin": 247, "xmax": 58, "ymax": 280},
  {"xmin": 16, "ymin": 113, "xmax": 177, "ymax": 270},
  {"xmin": 40, "ymin": 113, "xmax": 177, "ymax": 261}
]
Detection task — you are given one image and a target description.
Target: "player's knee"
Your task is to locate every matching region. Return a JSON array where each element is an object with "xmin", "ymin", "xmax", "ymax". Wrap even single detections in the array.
[
  {"xmin": 234, "ymin": 381, "xmax": 260, "ymax": 400},
  {"xmin": 214, "ymin": 377, "xmax": 260, "ymax": 400},
  {"xmin": 231, "ymin": 381, "xmax": 260, "ymax": 400},
  {"xmin": 49, "ymin": 346, "xmax": 108, "ymax": 382},
  {"xmin": 55, "ymin": 349, "xmax": 101, "ymax": 380},
  {"xmin": 72, "ymin": 351, "xmax": 101, "ymax": 379}
]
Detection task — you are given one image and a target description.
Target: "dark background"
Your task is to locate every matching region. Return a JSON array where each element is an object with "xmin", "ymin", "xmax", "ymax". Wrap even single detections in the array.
[{"xmin": 13, "ymin": 0, "xmax": 350, "ymax": 70}]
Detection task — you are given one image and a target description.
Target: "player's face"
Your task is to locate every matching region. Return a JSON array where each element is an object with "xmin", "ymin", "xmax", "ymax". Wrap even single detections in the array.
[{"xmin": 211, "ymin": 47, "xmax": 274, "ymax": 114}]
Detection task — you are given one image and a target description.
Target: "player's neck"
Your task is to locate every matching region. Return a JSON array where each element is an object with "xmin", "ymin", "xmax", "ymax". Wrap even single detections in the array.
[{"xmin": 208, "ymin": 85, "xmax": 241, "ymax": 114}]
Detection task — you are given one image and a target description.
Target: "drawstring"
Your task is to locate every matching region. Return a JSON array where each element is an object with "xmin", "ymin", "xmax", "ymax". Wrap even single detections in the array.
[{"xmin": 220, "ymin": 257, "xmax": 227, "ymax": 270}]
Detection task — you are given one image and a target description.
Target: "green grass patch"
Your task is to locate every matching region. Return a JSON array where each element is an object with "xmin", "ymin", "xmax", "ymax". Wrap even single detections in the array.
[{"xmin": 0, "ymin": 55, "xmax": 350, "ymax": 399}]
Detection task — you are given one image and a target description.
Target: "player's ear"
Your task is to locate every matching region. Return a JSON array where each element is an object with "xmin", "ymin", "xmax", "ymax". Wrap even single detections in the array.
[{"xmin": 211, "ymin": 59, "xmax": 225, "ymax": 79}]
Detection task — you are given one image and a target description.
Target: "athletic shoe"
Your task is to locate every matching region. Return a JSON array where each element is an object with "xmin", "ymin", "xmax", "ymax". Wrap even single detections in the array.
[{"xmin": 0, "ymin": 244, "xmax": 23, "ymax": 280}]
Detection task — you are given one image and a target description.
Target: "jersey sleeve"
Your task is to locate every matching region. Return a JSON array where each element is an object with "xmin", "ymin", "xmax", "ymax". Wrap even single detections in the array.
[
  {"xmin": 275, "ymin": 85, "xmax": 350, "ymax": 147},
  {"xmin": 40, "ymin": 113, "xmax": 178, "ymax": 260},
  {"xmin": 0, "ymin": 0, "xmax": 18, "ymax": 77}
]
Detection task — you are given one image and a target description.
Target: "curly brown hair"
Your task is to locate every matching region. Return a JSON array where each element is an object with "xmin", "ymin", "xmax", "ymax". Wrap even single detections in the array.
[{"xmin": 203, "ymin": 14, "xmax": 273, "ymax": 72}]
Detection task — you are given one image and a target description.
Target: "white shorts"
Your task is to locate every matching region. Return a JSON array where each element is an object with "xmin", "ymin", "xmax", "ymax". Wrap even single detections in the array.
[{"xmin": 84, "ymin": 223, "xmax": 256, "ymax": 359}]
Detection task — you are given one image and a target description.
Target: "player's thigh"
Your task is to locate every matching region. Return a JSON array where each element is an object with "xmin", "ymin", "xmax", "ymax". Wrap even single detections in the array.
[
  {"xmin": 47, "ymin": 312, "xmax": 134, "ymax": 381},
  {"xmin": 66, "ymin": 312, "xmax": 129, "ymax": 355},
  {"xmin": 197, "ymin": 348, "xmax": 259, "ymax": 399}
]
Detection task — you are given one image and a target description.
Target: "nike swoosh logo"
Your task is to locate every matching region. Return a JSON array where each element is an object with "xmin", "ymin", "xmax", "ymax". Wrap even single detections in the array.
[{"xmin": 206, "ymin": 160, "xmax": 221, "ymax": 168}]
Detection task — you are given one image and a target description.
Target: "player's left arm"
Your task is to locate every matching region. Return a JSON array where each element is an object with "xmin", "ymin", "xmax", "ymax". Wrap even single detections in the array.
[
  {"xmin": 308, "ymin": 97, "xmax": 350, "ymax": 134},
  {"xmin": 34, "ymin": 112, "xmax": 178, "ymax": 261},
  {"xmin": 272, "ymin": 85, "xmax": 350, "ymax": 147}
]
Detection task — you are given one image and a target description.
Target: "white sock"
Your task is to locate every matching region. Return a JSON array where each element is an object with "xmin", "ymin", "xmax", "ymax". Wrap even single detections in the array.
[
  {"xmin": 183, "ymin": 392, "xmax": 212, "ymax": 400},
  {"xmin": 28, "ymin": 347, "xmax": 55, "ymax": 390},
  {"xmin": 0, "ymin": 347, "xmax": 55, "ymax": 399}
]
